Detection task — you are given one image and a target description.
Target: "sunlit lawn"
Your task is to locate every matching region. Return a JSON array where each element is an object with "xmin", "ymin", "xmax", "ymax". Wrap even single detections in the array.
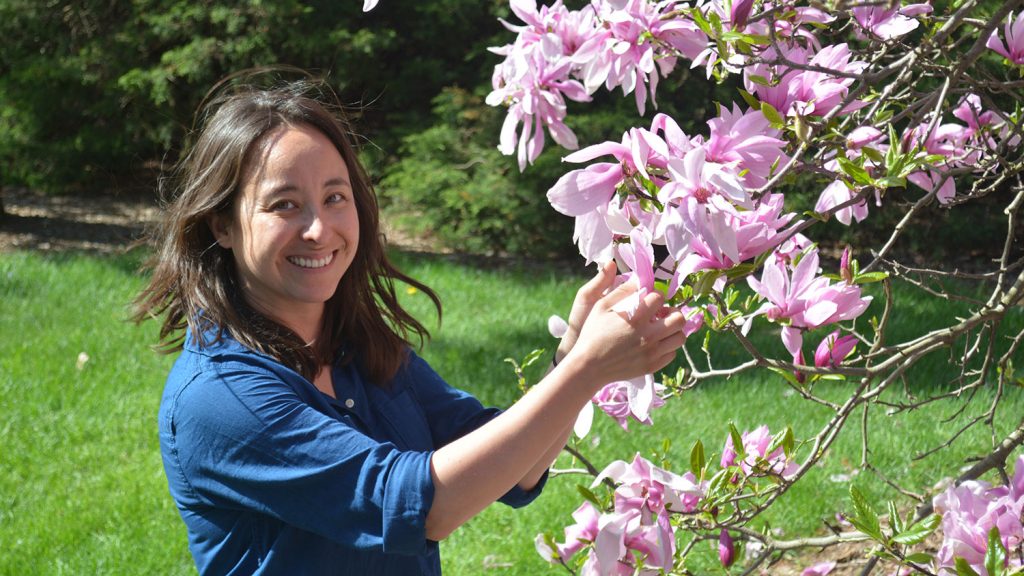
[{"xmin": 0, "ymin": 250, "xmax": 1020, "ymax": 574}]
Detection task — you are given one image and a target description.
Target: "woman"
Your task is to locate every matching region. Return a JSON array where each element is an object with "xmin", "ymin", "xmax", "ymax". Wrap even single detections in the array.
[{"xmin": 134, "ymin": 76, "xmax": 687, "ymax": 575}]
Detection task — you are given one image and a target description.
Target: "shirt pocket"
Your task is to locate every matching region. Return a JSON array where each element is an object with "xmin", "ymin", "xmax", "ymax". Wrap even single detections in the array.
[{"xmin": 374, "ymin": 390, "xmax": 434, "ymax": 451}]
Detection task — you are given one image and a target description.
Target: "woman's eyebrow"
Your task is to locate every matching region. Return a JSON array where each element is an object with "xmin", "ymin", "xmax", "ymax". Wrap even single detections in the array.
[{"xmin": 324, "ymin": 177, "xmax": 351, "ymax": 188}]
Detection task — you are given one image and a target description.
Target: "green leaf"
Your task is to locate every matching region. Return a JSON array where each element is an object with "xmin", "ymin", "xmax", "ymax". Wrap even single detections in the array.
[
  {"xmin": 849, "ymin": 485, "xmax": 884, "ymax": 542},
  {"xmin": 577, "ymin": 485, "xmax": 603, "ymax": 508},
  {"xmin": 837, "ymin": 156, "xmax": 874, "ymax": 185},
  {"xmin": 873, "ymin": 176, "xmax": 906, "ymax": 189},
  {"xmin": 690, "ymin": 439, "xmax": 706, "ymax": 476},
  {"xmin": 985, "ymin": 526, "xmax": 1007, "ymax": 576},
  {"xmin": 892, "ymin": 513, "xmax": 940, "ymax": 546},
  {"xmin": 904, "ymin": 552, "xmax": 933, "ymax": 564},
  {"xmin": 955, "ymin": 557, "xmax": 982, "ymax": 576},
  {"xmin": 746, "ymin": 74, "xmax": 772, "ymax": 86},
  {"xmin": 707, "ymin": 468, "xmax": 733, "ymax": 496},
  {"xmin": 861, "ymin": 146, "xmax": 885, "ymax": 165},
  {"xmin": 760, "ymin": 102, "xmax": 785, "ymax": 129},
  {"xmin": 887, "ymin": 501, "xmax": 903, "ymax": 535},
  {"xmin": 521, "ymin": 348, "xmax": 547, "ymax": 370},
  {"xmin": 854, "ymin": 271, "xmax": 889, "ymax": 284},
  {"xmin": 736, "ymin": 88, "xmax": 762, "ymax": 109},
  {"xmin": 767, "ymin": 428, "xmax": 789, "ymax": 459},
  {"xmin": 728, "ymin": 422, "xmax": 747, "ymax": 463},
  {"xmin": 768, "ymin": 366, "xmax": 803, "ymax": 386}
]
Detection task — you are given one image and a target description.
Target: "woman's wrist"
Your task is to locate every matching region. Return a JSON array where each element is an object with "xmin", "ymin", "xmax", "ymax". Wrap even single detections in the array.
[{"xmin": 552, "ymin": 336, "xmax": 575, "ymax": 367}]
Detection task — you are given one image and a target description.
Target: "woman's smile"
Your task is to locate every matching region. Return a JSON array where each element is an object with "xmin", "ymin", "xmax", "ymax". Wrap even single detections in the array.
[{"xmin": 287, "ymin": 251, "xmax": 336, "ymax": 269}]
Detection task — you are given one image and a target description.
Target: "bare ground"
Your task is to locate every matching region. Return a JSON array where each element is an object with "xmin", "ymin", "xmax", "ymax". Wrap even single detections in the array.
[{"xmin": 0, "ymin": 186, "xmax": 433, "ymax": 256}]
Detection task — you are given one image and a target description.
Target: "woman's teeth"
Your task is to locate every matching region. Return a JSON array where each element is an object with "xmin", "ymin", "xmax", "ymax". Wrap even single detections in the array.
[{"xmin": 288, "ymin": 253, "xmax": 334, "ymax": 269}]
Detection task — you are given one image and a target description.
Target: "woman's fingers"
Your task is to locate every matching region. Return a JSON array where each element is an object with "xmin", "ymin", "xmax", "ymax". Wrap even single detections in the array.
[{"xmin": 577, "ymin": 260, "xmax": 616, "ymax": 304}]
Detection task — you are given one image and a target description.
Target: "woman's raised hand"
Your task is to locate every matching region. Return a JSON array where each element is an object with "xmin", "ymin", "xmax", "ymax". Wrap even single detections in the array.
[{"xmin": 561, "ymin": 264, "xmax": 688, "ymax": 389}]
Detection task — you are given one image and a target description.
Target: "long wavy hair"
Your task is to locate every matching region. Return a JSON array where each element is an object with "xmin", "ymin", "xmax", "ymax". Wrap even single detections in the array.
[{"xmin": 133, "ymin": 72, "xmax": 441, "ymax": 384}]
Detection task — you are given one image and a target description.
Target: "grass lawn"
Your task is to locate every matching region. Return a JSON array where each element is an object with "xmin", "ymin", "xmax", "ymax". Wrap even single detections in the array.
[{"xmin": 0, "ymin": 249, "xmax": 1020, "ymax": 575}]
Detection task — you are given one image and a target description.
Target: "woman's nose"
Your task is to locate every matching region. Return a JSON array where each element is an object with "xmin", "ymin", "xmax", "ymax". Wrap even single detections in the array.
[{"xmin": 301, "ymin": 208, "xmax": 327, "ymax": 242}]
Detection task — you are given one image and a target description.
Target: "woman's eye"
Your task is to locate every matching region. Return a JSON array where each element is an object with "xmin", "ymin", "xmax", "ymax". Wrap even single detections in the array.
[
  {"xmin": 270, "ymin": 200, "xmax": 297, "ymax": 211},
  {"xmin": 326, "ymin": 193, "xmax": 347, "ymax": 204}
]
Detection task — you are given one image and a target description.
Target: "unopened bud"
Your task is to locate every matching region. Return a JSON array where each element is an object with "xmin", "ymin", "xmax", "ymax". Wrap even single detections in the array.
[{"xmin": 719, "ymin": 529, "xmax": 735, "ymax": 567}]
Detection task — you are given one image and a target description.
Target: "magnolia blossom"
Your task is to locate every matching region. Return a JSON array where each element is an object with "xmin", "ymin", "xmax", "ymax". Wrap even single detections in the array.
[
  {"xmin": 748, "ymin": 249, "xmax": 872, "ymax": 355},
  {"xmin": 541, "ymin": 454, "xmax": 705, "ymax": 574},
  {"xmin": 702, "ymin": 104, "xmax": 789, "ymax": 188},
  {"xmin": 667, "ymin": 193, "xmax": 800, "ymax": 279},
  {"xmin": 815, "ymin": 181, "xmax": 870, "ymax": 225},
  {"xmin": 851, "ymin": 2, "xmax": 932, "ymax": 40},
  {"xmin": 987, "ymin": 11, "xmax": 1024, "ymax": 65},
  {"xmin": 488, "ymin": 1, "xmax": 602, "ymax": 168},
  {"xmin": 594, "ymin": 0, "xmax": 707, "ymax": 114},
  {"xmin": 721, "ymin": 425, "xmax": 799, "ymax": 478},
  {"xmin": 362, "ymin": 0, "xmax": 379, "ymax": 11},
  {"xmin": 932, "ymin": 455, "xmax": 1024, "ymax": 575},
  {"xmin": 744, "ymin": 43, "xmax": 868, "ymax": 118},
  {"xmin": 591, "ymin": 379, "xmax": 667, "ymax": 431}
]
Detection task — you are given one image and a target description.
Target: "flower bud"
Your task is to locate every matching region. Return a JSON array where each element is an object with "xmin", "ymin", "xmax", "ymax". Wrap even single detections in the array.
[
  {"xmin": 814, "ymin": 331, "xmax": 858, "ymax": 368},
  {"xmin": 793, "ymin": 350, "xmax": 806, "ymax": 384},
  {"xmin": 730, "ymin": 0, "xmax": 755, "ymax": 29},
  {"xmin": 840, "ymin": 247, "xmax": 853, "ymax": 285},
  {"xmin": 718, "ymin": 529, "xmax": 735, "ymax": 567}
]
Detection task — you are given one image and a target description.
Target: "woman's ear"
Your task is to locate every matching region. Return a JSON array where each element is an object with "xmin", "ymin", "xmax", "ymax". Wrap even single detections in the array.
[{"xmin": 208, "ymin": 212, "xmax": 234, "ymax": 250}]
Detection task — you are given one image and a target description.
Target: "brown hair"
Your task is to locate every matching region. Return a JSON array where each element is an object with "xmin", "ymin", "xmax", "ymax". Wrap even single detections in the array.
[{"xmin": 133, "ymin": 72, "xmax": 441, "ymax": 384}]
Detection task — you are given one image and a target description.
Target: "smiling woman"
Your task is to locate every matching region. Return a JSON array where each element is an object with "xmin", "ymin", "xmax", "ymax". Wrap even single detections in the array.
[{"xmin": 132, "ymin": 71, "xmax": 688, "ymax": 576}]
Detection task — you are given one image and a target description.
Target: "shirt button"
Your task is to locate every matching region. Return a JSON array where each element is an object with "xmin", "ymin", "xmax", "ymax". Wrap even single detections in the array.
[{"xmin": 344, "ymin": 398, "xmax": 355, "ymax": 409}]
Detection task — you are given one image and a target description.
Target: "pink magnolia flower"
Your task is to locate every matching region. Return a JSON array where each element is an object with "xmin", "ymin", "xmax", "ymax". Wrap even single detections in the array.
[
  {"xmin": 488, "ymin": 1, "xmax": 605, "ymax": 168},
  {"xmin": 747, "ymin": 249, "xmax": 872, "ymax": 354},
  {"xmin": 932, "ymin": 455, "xmax": 1024, "ymax": 575},
  {"xmin": 721, "ymin": 425, "xmax": 798, "ymax": 478},
  {"xmin": 595, "ymin": 0, "xmax": 707, "ymax": 115},
  {"xmin": 489, "ymin": 44, "xmax": 590, "ymax": 170},
  {"xmin": 987, "ymin": 11, "xmax": 1024, "ymax": 65},
  {"xmin": 815, "ymin": 181, "xmax": 870, "ymax": 225},
  {"xmin": 703, "ymin": 104, "xmax": 789, "ymax": 188},
  {"xmin": 814, "ymin": 330, "xmax": 858, "ymax": 368},
  {"xmin": 548, "ymin": 123, "xmax": 680, "ymax": 262},
  {"xmin": 846, "ymin": 126, "xmax": 885, "ymax": 149},
  {"xmin": 667, "ymin": 193, "xmax": 800, "ymax": 279},
  {"xmin": 851, "ymin": 2, "xmax": 933, "ymax": 40},
  {"xmin": 789, "ymin": 43, "xmax": 869, "ymax": 117},
  {"xmin": 792, "ymin": 349, "xmax": 807, "ymax": 384},
  {"xmin": 745, "ymin": 43, "xmax": 868, "ymax": 118},
  {"xmin": 572, "ymin": 454, "xmax": 706, "ymax": 574},
  {"xmin": 595, "ymin": 454, "xmax": 706, "ymax": 516},
  {"xmin": 536, "ymin": 501, "xmax": 601, "ymax": 562},
  {"xmin": 592, "ymin": 379, "xmax": 667, "ymax": 431}
]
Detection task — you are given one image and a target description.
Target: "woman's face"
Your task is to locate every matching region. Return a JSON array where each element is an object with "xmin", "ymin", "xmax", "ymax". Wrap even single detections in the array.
[{"xmin": 212, "ymin": 124, "xmax": 360, "ymax": 336}]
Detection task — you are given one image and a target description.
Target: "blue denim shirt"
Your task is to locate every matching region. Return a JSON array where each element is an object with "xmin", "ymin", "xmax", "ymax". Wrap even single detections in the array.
[{"xmin": 159, "ymin": 329, "xmax": 546, "ymax": 575}]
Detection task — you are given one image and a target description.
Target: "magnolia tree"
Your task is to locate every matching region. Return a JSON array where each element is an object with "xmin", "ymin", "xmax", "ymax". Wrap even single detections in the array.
[{"xmin": 367, "ymin": 0, "xmax": 1024, "ymax": 573}]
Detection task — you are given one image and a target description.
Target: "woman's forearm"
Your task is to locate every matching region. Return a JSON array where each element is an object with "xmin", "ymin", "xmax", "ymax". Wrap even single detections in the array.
[{"xmin": 425, "ymin": 357, "xmax": 596, "ymax": 540}]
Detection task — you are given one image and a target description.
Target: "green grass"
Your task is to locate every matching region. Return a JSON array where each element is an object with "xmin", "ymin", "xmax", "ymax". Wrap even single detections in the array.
[{"xmin": 0, "ymin": 250, "xmax": 1021, "ymax": 575}]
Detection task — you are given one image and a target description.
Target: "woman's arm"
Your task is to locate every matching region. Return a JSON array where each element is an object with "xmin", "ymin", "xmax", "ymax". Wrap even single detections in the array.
[
  {"xmin": 424, "ymin": 270, "xmax": 688, "ymax": 540},
  {"xmin": 514, "ymin": 263, "xmax": 616, "ymax": 491}
]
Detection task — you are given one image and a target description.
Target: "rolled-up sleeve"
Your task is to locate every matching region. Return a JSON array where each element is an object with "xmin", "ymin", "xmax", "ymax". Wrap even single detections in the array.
[{"xmin": 166, "ymin": 359, "xmax": 435, "ymax": 556}]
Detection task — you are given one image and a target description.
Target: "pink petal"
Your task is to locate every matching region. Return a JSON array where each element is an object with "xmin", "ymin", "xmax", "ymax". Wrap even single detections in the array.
[{"xmin": 547, "ymin": 163, "xmax": 621, "ymax": 216}]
